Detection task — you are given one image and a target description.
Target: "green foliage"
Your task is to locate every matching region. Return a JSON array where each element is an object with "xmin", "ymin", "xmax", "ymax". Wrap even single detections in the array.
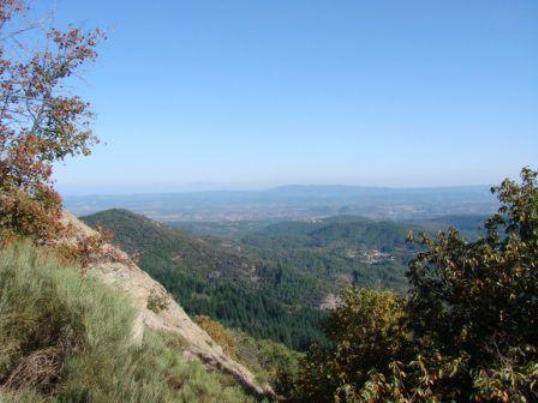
[
  {"xmin": 411, "ymin": 214, "xmax": 487, "ymax": 240},
  {"xmin": 0, "ymin": 243, "xmax": 253, "ymax": 402},
  {"xmin": 294, "ymin": 167, "xmax": 538, "ymax": 402},
  {"xmin": 241, "ymin": 217, "xmax": 415, "ymax": 293},
  {"xmin": 82, "ymin": 209, "xmax": 423, "ymax": 350},
  {"xmin": 195, "ymin": 315, "xmax": 303, "ymax": 396},
  {"xmin": 293, "ymin": 289, "xmax": 408, "ymax": 401},
  {"xmin": 82, "ymin": 209, "xmax": 327, "ymax": 350}
]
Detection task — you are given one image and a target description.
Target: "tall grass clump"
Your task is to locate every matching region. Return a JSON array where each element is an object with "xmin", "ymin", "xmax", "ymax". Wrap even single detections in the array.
[{"xmin": 0, "ymin": 243, "xmax": 252, "ymax": 402}]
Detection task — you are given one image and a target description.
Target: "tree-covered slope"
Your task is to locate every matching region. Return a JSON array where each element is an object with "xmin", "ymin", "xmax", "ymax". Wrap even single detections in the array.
[
  {"xmin": 240, "ymin": 216, "xmax": 416, "ymax": 294},
  {"xmin": 408, "ymin": 214, "xmax": 487, "ymax": 240},
  {"xmin": 82, "ymin": 210, "xmax": 428, "ymax": 349},
  {"xmin": 82, "ymin": 209, "xmax": 326, "ymax": 350},
  {"xmin": 82, "ymin": 210, "xmax": 492, "ymax": 351}
]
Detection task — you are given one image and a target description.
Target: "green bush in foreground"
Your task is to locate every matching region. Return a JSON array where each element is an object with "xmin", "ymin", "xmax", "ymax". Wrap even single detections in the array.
[
  {"xmin": 294, "ymin": 167, "xmax": 538, "ymax": 402},
  {"xmin": 0, "ymin": 243, "xmax": 252, "ymax": 402}
]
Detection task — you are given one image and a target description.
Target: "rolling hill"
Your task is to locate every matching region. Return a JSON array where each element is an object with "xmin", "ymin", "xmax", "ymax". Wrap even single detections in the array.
[
  {"xmin": 82, "ymin": 210, "xmax": 434, "ymax": 349},
  {"xmin": 82, "ymin": 209, "xmax": 327, "ymax": 350}
]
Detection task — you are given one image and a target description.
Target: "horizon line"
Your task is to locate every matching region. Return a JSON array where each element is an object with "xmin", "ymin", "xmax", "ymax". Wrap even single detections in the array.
[{"xmin": 59, "ymin": 182, "xmax": 494, "ymax": 198}]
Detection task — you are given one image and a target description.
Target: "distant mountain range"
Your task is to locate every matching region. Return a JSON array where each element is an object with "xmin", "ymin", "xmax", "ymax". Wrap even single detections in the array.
[{"xmin": 66, "ymin": 184, "xmax": 496, "ymax": 222}]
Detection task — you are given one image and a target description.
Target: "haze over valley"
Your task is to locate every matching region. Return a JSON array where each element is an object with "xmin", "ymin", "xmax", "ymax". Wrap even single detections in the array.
[{"xmin": 64, "ymin": 184, "xmax": 496, "ymax": 223}]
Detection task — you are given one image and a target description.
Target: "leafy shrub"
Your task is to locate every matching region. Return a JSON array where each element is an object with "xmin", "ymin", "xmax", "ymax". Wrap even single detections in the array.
[
  {"xmin": 195, "ymin": 315, "xmax": 238, "ymax": 357},
  {"xmin": 294, "ymin": 167, "xmax": 538, "ymax": 402},
  {"xmin": 195, "ymin": 315, "xmax": 302, "ymax": 396},
  {"xmin": 0, "ymin": 0, "xmax": 101, "ymax": 245},
  {"xmin": 293, "ymin": 288, "xmax": 407, "ymax": 401}
]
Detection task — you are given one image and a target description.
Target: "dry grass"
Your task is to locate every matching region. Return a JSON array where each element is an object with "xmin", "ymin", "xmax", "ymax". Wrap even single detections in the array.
[
  {"xmin": 0, "ymin": 243, "xmax": 254, "ymax": 402},
  {"xmin": 3, "ymin": 347, "xmax": 64, "ymax": 394}
]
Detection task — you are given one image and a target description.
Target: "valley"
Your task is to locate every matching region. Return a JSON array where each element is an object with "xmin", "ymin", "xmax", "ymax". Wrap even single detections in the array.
[{"xmin": 82, "ymin": 208, "xmax": 486, "ymax": 351}]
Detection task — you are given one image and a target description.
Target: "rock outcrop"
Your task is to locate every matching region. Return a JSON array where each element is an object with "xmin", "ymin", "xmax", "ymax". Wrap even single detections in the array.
[{"xmin": 61, "ymin": 211, "xmax": 275, "ymax": 399}]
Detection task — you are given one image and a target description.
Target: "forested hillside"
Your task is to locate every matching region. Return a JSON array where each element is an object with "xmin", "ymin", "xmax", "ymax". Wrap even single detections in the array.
[
  {"xmin": 83, "ymin": 209, "xmax": 491, "ymax": 352},
  {"xmin": 84, "ymin": 209, "xmax": 432, "ymax": 349},
  {"xmin": 239, "ymin": 216, "xmax": 416, "ymax": 294},
  {"xmin": 82, "ymin": 210, "xmax": 439, "ymax": 349},
  {"xmin": 82, "ymin": 209, "xmax": 327, "ymax": 350},
  {"xmin": 407, "ymin": 214, "xmax": 487, "ymax": 239}
]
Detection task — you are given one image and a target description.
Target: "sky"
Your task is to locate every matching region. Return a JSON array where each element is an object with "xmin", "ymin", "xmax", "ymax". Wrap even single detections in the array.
[{"xmin": 37, "ymin": 0, "xmax": 538, "ymax": 194}]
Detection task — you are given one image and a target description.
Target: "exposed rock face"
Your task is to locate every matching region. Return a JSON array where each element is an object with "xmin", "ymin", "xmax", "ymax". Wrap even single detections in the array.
[{"xmin": 61, "ymin": 211, "xmax": 275, "ymax": 399}]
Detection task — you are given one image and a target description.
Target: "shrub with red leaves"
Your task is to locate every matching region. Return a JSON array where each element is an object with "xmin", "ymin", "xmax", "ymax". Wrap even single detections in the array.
[{"xmin": 0, "ymin": 0, "xmax": 104, "ymax": 244}]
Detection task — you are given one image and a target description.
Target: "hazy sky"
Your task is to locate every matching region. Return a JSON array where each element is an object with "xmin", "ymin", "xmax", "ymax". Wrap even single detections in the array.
[{"xmin": 43, "ymin": 1, "xmax": 537, "ymax": 194}]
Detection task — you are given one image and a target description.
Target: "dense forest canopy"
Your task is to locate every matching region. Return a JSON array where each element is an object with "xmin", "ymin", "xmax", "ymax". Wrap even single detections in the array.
[{"xmin": 82, "ymin": 209, "xmax": 328, "ymax": 350}]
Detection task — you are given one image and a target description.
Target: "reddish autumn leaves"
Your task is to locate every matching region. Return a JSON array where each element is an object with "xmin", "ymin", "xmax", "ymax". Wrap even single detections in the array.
[{"xmin": 0, "ymin": 0, "xmax": 104, "ymax": 243}]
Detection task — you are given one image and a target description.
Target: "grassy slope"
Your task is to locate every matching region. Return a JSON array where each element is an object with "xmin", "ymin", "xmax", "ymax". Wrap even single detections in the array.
[{"xmin": 0, "ymin": 243, "xmax": 252, "ymax": 402}]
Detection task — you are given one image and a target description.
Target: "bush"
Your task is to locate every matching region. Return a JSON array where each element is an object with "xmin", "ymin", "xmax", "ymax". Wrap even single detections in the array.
[
  {"xmin": 195, "ymin": 315, "xmax": 302, "ymax": 396},
  {"xmin": 293, "ymin": 289, "xmax": 407, "ymax": 401},
  {"xmin": 147, "ymin": 288, "xmax": 170, "ymax": 313},
  {"xmin": 0, "ymin": 243, "xmax": 253, "ymax": 402},
  {"xmin": 0, "ymin": 0, "xmax": 102, "ymax": 245},
  {"xmin": 294, "ymin": 167, "xmax": 538, "ymax": 402}
]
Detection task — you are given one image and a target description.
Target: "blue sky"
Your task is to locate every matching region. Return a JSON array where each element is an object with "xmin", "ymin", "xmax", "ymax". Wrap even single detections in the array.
[{"xmin": 44, "ymin": 0, "xmax": 537, "ymax": 194}]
